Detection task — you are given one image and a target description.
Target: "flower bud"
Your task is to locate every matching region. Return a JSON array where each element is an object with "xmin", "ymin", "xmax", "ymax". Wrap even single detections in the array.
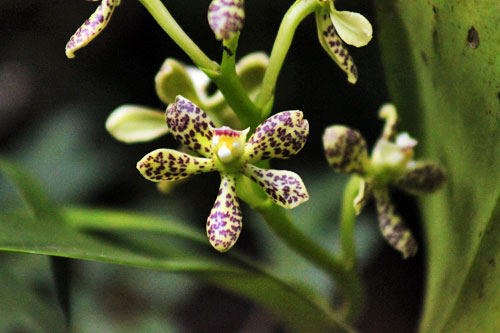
[{"xmin": 207, "ymin": 0, "xmax": 245, "ymax": 41}]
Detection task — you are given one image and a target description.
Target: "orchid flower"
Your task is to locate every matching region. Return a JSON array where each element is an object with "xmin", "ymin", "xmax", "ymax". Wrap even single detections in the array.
[
  {"xmin": 137, "ymin": 96, "xmax": 310, "ymax": 252},
  {"xmin": 315, "ymin": 0, "xmax": 373, "ymax": 84},
  {"xmin": 323, "ymin": 104, "xmax": 445, "ymax": 258}
]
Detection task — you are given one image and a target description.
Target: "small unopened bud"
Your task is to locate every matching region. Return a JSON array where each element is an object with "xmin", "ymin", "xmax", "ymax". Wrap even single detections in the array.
[
  {"xmin": 396, "ymin": 161, "xmax": 446, "ymax": 194},
  {"xmin": 323, "ymin": 125, "xmax": 369, "ymax": 174},
  {"xmin": 207, "ymin": 0, "xmax": 245, "ymax": 41}
]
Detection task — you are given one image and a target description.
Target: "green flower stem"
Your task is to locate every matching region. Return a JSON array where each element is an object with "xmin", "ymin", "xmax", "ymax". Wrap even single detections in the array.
[
  {"xmin": 255, "ymin": 0, "xmax": 320, "ymax": 114},
  {"xmin": 138, "ymin": 0, "xmax": 219, "ymax": 72},
  {"xmin": 206, "ymin": 35, "xmax": 262, "ymax": 130},
  {"xmin": 238, "ymin": 176, "xmax": 364, "ymax": 323},
  {"xmin": 338, "ymin": 175, "xmax": 365, "ymax": 323}
]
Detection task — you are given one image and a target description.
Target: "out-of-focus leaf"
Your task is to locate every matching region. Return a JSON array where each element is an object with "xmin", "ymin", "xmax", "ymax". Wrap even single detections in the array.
[
  {"xmin": 377, "ymin": 1, "xmax": 500, "ymax": 331},
  {"xmin": 0, "ymin": 159, "xmax": 352, "ymax": 332},
  {"xmin": 0, "ymin": 265, "xmax": 66, "ymax": 333}
]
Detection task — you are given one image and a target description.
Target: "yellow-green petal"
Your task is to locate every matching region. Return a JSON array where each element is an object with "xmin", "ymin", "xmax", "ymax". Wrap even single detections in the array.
[
  {"xmin": 166, "ymin": 96, "xmax": 215, "ymax": 158},
  {"xmin": 105, "ymin": 105, "xmax": 167, "ymax": 143},
  {"xmin": 244, "ymin": 111, "xmax": 309, "ymax": 164},
  {"xmin": 137, "ymin": 149, "xmax": 216, "ymax": 182},
  {"xmin": 241, "ymin": 164, "xmax": 309, "ymax": 209},
  {"xmin": 395, "ymin": 161, "xmax": 446, "ymax": 195},
  {"xmin": 65, "ymin": 0, "xmax": 120, "ymax": 59},
  {"xmin": 154, "ymin": 58, "xmax": 202, "ymax": 106},
  {"xmin": 330, "ymin": 9, "xmax": 373, "ymax": 48},
  {"xmin": 322, "ymin": 125, "xmax": 369, "ymax": 174},
  {"xmin": 316, "ymin": 9, "xmax": 358, "ymax": 84},
  {"xmin": 374, "ymin": 188, "xmax": 418, "ymax": 259},
  {"xmin": 206, "ymin": 173, "xmax": 242, "ymax": 252},
  {"xmin": 379, "ymin": 103, "xmax": 399, "ymax": 141},
  {"xmin": 353, "ymin": 179, "xmax": 371, "ymax": 215}
]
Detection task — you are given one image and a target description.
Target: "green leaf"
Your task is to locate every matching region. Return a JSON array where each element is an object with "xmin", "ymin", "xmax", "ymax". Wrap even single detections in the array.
[
  {"xmin": 0, "ymin": 264, "xmax": 66, "ymax": 333},
  {"xmin": 377, "ymin": 1, "xmax": 500, "ymax": 331},
  {"xmin": 0, "ymin": 159, "xmax": 351, "ymax": 332}
]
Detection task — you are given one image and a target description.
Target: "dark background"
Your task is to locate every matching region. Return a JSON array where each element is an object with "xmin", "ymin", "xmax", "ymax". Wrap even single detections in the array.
[{"xmin": 0, "ymin": 1, "xmax": 423, "ymax": 332}]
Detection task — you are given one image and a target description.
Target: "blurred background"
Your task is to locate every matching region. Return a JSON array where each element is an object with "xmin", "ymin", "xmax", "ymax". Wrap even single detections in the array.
[{"xmin": 0, "ymin": 0, "xmax": 423, "ymax": 332}]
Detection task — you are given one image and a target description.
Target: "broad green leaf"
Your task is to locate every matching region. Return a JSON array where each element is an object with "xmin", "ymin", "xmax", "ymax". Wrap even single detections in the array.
[
  {"xmin": 377, "ymin": 1, "xmax": 500, "ymax": 331},
  {"xmin": 0, "ymin": 160, "xmax": 351, "ymax": 332}
]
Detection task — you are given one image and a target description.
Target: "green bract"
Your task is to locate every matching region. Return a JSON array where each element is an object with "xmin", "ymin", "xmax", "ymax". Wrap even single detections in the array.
[
  {"xmin": 323, "ymin": 104, "xmax": 445, "ymax": 258},
  {"xmin": 137, "ymin": 96, "xmax": 310, "ymax": 252}
]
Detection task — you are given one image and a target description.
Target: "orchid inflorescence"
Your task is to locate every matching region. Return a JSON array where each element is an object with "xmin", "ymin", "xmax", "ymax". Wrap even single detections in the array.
[
  {"xmin": 322, "ymin": 104, "xmax": 445, "ymax": 258},
  {"xmin": 69, "ymin": 0, "xmax": 445, "ymax": 259}
]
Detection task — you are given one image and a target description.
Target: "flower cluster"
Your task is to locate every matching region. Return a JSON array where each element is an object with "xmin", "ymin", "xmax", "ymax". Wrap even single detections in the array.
[
  {"xmin": 315, "ymin": 0, "xmax": 373, "ymax": 84},
  {"xmin": 137, "ymin": 96, "xmax": 310, "ymax": 252},
  {"xmin": 323, "ymin": 104, "xmax": 445, "ymax": 258}
]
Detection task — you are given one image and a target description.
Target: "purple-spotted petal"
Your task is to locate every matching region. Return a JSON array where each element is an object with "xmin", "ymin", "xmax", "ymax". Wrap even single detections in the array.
[
  {"xmin": 322, "ymin": 125, "xmax": 369, "ymax": 174},
  {"xmin": 166, "ymin": 96, "xmax": 215, "ymax": 158},
  {"xmin": 395, "ymin": 161, "xmax": 446, "ymax": 195},
  {"xmin": 65, "ymin": 0, "xmax": 121, "ymax": 58},
  {"xmin": 137, "ymin": 149, "xmax": 217, "ymax": 182},
  {"xmin": 374, "ymin": 188, "xmax": 417, "ymax": 259},
  {"xmin": 244, "ymin": 111, "xmax": 309, "ymax": 163},
  {"xmin": 242, "ymin": 164, "xmax": 309, "ymax": 209},
  {"xmin": 206, "ymin": 173, "xmax": 242, "ymax": 252}
]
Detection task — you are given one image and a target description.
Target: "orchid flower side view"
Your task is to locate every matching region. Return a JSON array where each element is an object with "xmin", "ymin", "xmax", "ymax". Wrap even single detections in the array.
[
  {"xmin": 8, "ymin": 0, "xmax": 489, "ymax": 331},
  {"xmin": 323, "ymin": 104, "xmax": 445, "ymax": 258}
]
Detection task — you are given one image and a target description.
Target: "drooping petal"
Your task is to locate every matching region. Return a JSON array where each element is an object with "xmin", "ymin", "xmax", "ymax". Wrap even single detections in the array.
[
  {"xmin": 330, "ymin": 9, "xmax": 373, "ymax": 48},
  {"xmin": 207, "ymin": 0, "xmax": 245, "ymax": 41},
  {"xmin": 154, "ymin": 58, "xmax": 202, "ymax": 106},
  {"xmin": 165, "ymin": 96, "xmax": 215, "ymax": 158},
  {"xmin": 395, "ymin": 161, "xmax": 446, "ymax": 195},
  {"xmin": 206, "ymin": 173, "xmax": 242, "ymax": 252},
  {"xmin": 244, "ymin": 111, "xmax": 309, "ymax": 163},
  {"xmin": 322, "ymin": 125, "xmax": 369, "ymax": 174},
  {"xmin": 137, "ymin": 149, "xmax": 216, "ymax": 182},
  {"xmin": 353, "ymin": 179, "xmax": 372, "ymax": 215},
  {"xmin": 378, "ymin": 103, "xmax": 399, "ymax": 141},
  {"xmin": 241, "ymin": 164, "xmax": 309, "ymax": 209},
  {"xmin": 65, "ymin": 0, "xmax": 121, "ymax": 58},
  {"xmin": 105, "ymin": 105, "xmax": 167, "ymax": 143},
  {"xmin": 236, "ymin": 52, "xmax": 269, "ymax": 101},
  {"xmin": 315, "ymin": 9, "xmax": 358, "ymax": 84},
  {"xmin": 373, "ymin": 188, "xmax": 418, "ymax": 259}
]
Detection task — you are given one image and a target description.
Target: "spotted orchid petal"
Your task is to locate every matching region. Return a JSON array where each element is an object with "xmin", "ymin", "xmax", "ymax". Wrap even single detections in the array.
[
  {"xmin": 166, "ymin": 96, "xmax": 215, "ymax": 158},
  {"xmin": 245, "ymin": 111, "xmax": 309, "ymax": 164},
  {"xmin": 330, "ymin": 8, "xmax": 373, "ymax": 48},
  {"xmin": 155, "ymin": 59, "xmax": 202, "ymax": 106},
  {"xmin": 65, "ymin": 0, "xmax": 121, "ymax": 59},
  {"xmin": 207, "ymin": 0, "xmax": 245, "ymax": 41},
  {"xmin": 105, "ymin": 105, "xmax": 167, "ymax": 143},
  {"xmin": 373, "ymin": 188, "xmax": 418, "ymax": 259},
  {"xmin": 242, "ymin": 164, "xmax": 309, "ymax": 209},
  {"xmin": 316, "ymin": 9, "xmax": 358, "ymax": 84},
  {"xmin": 395, "ymin": 161, "xmax": 446, "ymax": 195},
  {"xmin": 322, "ymin": 125, "xmax": 369, "ymax": 174},
  {"xmin": 137, "ymin": 149, "xmax": 217, "ymax": 182},
  {"xmin": 353, "ymin": 179, "xmax": 372, "ymax": 215},
  {"xmin": 212, "ymin": 127, "xmax": 249, "ymax": 164},
  {"xmin": 206, "ymin": 173, "xmax": 242, "ymax": 252}
]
